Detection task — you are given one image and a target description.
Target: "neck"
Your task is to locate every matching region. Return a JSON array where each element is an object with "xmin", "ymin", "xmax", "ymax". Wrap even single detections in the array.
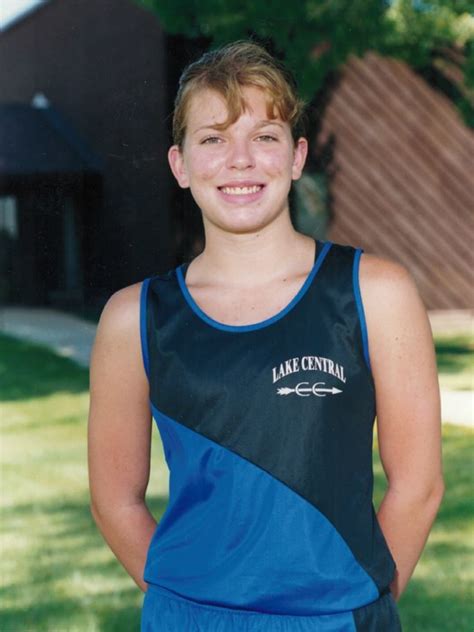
[{"xmin": 188, "ymin": 214, "xmax": 315, "ymax": 288}]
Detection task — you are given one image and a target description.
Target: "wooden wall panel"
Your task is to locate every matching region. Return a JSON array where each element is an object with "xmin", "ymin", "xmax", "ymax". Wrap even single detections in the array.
[{"xmin": 317, "ymin": 52, "xmax": 474, "ymax": 309}]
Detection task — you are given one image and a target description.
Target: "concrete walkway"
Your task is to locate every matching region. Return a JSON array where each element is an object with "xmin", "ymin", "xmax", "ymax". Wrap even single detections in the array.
[
  {"xmin": 0, "ymin": 307, "xmax": 96, "ymax": 368},
  {"xmin": 428, "ymin": 308, "xmax": 473, "ymax": 336},
  {"xmin": 0, "ymin": 306, "xmax": 472, "ymax": 428},
  {"xmin": 440, "ymin": 389, "xmax": 473, "ymax": 427}
]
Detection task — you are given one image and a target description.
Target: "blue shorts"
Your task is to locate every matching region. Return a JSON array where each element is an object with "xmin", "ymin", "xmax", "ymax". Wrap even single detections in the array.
[{"xmin": 141, "ymin": 584, "xmax": 402, "ymax": 631}]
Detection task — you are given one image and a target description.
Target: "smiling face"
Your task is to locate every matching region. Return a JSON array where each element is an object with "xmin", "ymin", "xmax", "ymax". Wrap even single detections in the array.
[{"xmin": 168, "ymin": 85, "xmax": 308, "ymax": 236}]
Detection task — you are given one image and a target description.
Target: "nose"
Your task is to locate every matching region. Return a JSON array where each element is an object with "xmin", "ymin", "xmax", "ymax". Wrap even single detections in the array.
[{"xmin": 226, "ymin": 138, "xmax": 255, "ymax": 170}]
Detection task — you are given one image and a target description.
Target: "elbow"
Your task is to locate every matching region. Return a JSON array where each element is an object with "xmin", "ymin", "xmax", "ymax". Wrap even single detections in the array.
[
  {"xmin": 90, "ymin": 497, "xmax": 110, "ymax": 526},
  {"xmin": 421, "ymin": 476, "xmax": 445, "ymax": 509},
  {"xmin": 89, "ymin": 496, "xmax": 147, "ymax": 524},
  {"xmin": 427, "ymin": 478, "xmax": 445, "ymax": 518},
  {"xmin": 90, "ymin": 500, "xmax": 113, "ymax": 530},
  {"xmin": 430, "ymin": 476, "xmax": 445, "ymax": 505},
  {"xmin": 424, "ymin": 473, "xmax": 445, "ymax": 501},
  {"xmin": 90, "ymin": 501, "xmax": 101, "ymax": 525},
  {"xmin": 389, "ymin": 475, "xmax": 445, "ymax": 506}
]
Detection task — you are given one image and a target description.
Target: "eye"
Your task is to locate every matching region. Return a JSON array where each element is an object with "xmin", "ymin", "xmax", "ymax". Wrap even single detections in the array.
[
  {"xmin": 257, "ymin": 134, "xmax": 278, "ymax": 142},
  {"xmin": 201, "ymin": 136, "xmax": 223, "ymax": 144}
]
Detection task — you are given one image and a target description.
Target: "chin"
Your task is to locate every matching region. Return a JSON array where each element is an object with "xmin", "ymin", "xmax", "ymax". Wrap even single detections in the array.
[
  {"xmin": 212, "ymin": 212, "xmax": 277, "ymax": 235},
  {"xmin": 207, "ymin": 202, "xmax": 287, "ymax": 233}
]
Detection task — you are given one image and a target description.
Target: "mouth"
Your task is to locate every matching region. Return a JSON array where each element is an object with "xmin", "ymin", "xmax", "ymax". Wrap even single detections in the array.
[
  {"xmin": 217, "ymin": 183, "xmax": 266, "ymax": 203},
  {"xmin": 218, "ymin": 184, "xmax": 264, "ymax": 195}
]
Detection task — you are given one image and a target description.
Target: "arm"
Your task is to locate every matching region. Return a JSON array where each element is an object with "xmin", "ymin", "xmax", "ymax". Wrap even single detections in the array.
[
  {"xmin": 87, "ymin": 282, "xmax": 156, "ymax": 593},
  {"xmin": 360, "ymin": 253, "xmax": 445, "ymax": 602}
]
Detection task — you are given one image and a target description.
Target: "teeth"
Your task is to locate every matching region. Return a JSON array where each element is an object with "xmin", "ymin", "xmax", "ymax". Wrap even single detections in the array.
[{"xmin": 221, "ymin": 185, "xmax": 262, "ymax": 195}]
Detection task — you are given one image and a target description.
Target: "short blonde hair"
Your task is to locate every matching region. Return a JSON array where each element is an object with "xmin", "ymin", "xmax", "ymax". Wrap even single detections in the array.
[{"xmin": 172, "ymin": 40, "xmax": 307, "ymax": 149}]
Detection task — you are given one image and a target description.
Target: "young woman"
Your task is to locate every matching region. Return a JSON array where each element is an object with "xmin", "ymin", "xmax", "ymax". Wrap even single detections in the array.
[{"xmin": 88, "ymin": 40, "xmax": 444, "ymax": 631}]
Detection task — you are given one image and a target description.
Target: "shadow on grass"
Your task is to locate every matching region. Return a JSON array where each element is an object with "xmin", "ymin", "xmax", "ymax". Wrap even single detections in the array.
[
  {"xmin": 1, "ymin": 590, "xmax": 143, "ymax": 632},
  {"xmin": 0, "ymin": 333, "xmax": 89, "ymax": 402},
  {"xmin": 436, "ymin": 425, "xmax": 474, "ymax": 526},
  {"xmin": 398, "ymin": 577, "xmax": 474, "ymax": 631},
  {"xmin": 434, "ymin": 335, "xmax": 473, "ymax": 376},
  {"xmin": 1, "ymin": 494, "xmax": 168, "ymax": 632}
]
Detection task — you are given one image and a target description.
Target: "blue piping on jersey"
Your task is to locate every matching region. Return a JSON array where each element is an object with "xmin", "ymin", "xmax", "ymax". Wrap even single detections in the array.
[
  {"xmin": 352, "ymin": 249, "xmax": 372, "ymax": 374},
  {"xmin": 176, "ymin": 240, "xmax": 333, "ymax": 333},
  {"xmin": 140, "ymin": 277, "xmax": 151, "ymax": 379}
]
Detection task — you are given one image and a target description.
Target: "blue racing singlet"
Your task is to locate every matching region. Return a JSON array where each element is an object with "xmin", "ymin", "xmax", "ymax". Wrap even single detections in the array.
[{"xmin": 139, "ymin": 239, "xmax": 402, "ymax": 631}]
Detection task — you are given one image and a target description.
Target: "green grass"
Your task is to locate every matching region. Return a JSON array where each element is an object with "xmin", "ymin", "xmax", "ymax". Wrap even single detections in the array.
[
  {"xmin": 1, "ymin": 332, "xmax": 473, "ymax": 631},
  {"xmin": 0, "ymin": 333, "xmax": 168, "ymax": 631},
  {"xmin": 373, "ymin": 425, "xmax": 474, "ymax": 630},
  {"xmin": 434, "ymin": 333, "xmax": 473, "ymax": 391}
]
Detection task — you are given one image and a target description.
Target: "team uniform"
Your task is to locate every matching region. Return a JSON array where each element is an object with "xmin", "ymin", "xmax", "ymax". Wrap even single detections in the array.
[{"xmin": 139, "ymin": 238, "xmax": 402, "ymax": 631}]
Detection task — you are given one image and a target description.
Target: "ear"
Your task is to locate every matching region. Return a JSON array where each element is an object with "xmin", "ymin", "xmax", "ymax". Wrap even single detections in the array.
[
  {"xmin": 291, "ymin": 138, "xmax": 308, "ymax": 181},
  {"xmin": 168, "ymin": 145, "xmax": 190, "ymax": 188}
]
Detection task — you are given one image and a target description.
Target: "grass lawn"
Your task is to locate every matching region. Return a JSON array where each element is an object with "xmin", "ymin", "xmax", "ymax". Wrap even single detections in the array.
[
  {"xmin": 1, "ymin": 332, "xmax": 473, "ymax": 631},
  {"xmin": 434, "ymin": 333, "xmax": 473, "ymax": 391}
]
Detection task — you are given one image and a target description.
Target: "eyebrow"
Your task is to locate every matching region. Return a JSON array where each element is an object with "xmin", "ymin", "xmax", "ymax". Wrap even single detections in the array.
[{"xmin": 193, "ymin": 120, "xmax": 285, "ymax": 135}]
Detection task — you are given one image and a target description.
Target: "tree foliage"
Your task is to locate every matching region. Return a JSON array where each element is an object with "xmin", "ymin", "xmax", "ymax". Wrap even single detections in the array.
[{"xmin": 137, "ymin": 0, "xmax": 473, "ymax": 125}]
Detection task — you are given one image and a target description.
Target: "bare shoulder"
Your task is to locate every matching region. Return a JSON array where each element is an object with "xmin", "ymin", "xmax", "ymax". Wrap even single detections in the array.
[
  {"xmin": 357, "ymin": 251, "xmax": 436, "ymax": 380},
  {"xmin": 358, "ymin": 252, "xmax": 416, "ymax": 298},
  {"xmin": 90, "ymin": 281, "xmax": 145, "ymax": 378},
  {"xmin": 357, "ymin": 252, "xmax": 427, "ymax": 327},
  {"xmin": 97, "ymin": 281, "xmax": 143, "ymax": 333}
]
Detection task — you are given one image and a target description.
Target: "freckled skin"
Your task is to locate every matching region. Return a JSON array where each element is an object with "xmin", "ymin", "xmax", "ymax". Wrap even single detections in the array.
[{"xmin": 168, "ymin": 85, "xmax": 308, "ymax": 236}]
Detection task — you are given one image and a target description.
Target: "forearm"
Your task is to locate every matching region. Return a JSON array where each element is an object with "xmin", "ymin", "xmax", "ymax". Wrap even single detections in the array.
[
  {"xmin": 377, "ymin": 481, "xmax": 444, "ymax": 601},
  {"xmin": 91, "ymin": 500, "xmax": 157, "ymax": 593}
]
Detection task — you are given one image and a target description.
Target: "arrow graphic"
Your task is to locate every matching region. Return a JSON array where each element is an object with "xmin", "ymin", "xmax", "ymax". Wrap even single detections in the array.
[{"xmin": 277, "ymin": 382, "xmax": 343, "ymax": 397}]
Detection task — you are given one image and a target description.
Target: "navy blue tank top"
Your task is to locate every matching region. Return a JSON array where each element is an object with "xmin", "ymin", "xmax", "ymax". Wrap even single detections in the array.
[{"xmin": 139, "ymin": 238, "xmax": 397, "ymax": 617}]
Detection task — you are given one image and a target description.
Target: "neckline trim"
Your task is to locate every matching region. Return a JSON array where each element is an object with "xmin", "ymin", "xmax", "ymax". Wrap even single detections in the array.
[{"xmin": 176, "ymin": 239, "xmax": 332, "ymax": 333}]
